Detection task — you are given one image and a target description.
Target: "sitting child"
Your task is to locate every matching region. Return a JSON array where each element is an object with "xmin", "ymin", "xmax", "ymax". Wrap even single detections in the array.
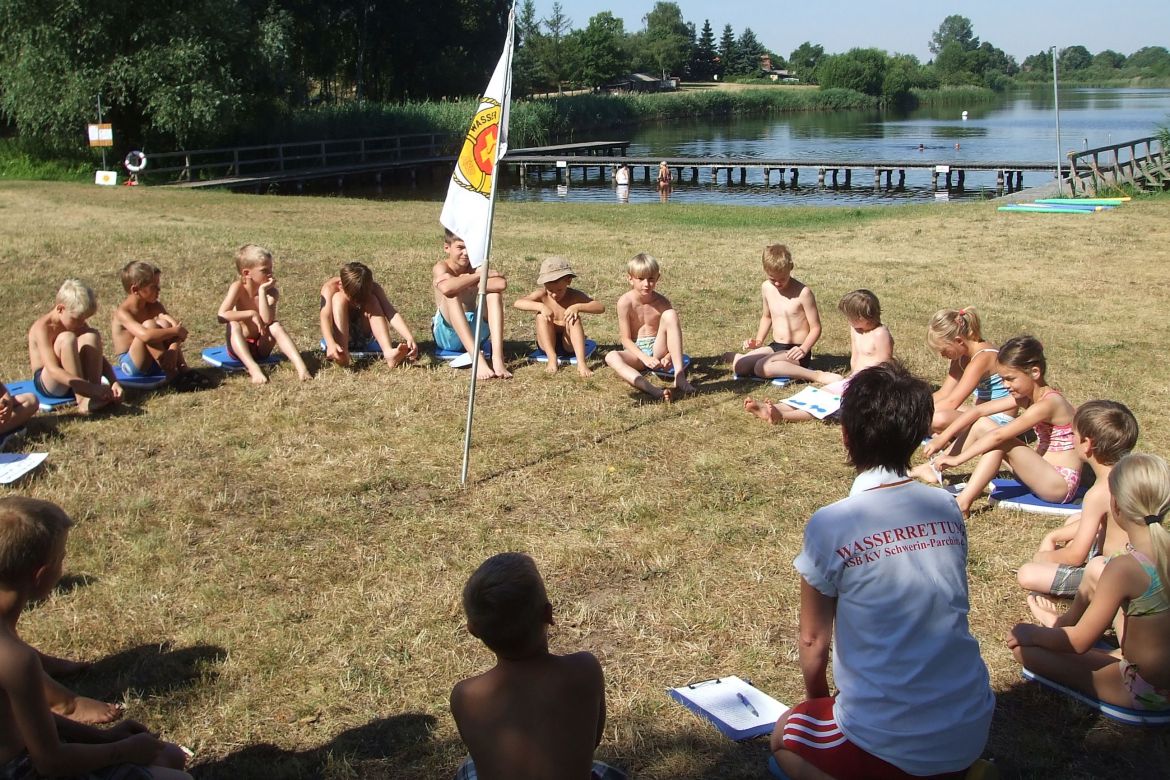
[
  {"xmin": 0, "ymin": 496, "xmax": 191, "ymax": 779},
  {"xmin": 1017, "ymin": 401, "xmax": 1139, "ymax": 625},
  {"xmin": 27, "ymin": 279, "xmax": 122, "ymax": 413},
  {"xmin": 603, "ymin": 253, "xmax": 695, "ymax": 401},
  {"xmin": 432, "ymin": 230, "xmax": 511, "ymax": 380},
  {"xmin": 319, "ymin": 262, "xmax": 417, "ymax": 369},
  {"xmin": 112, "ymin": 261, "xmax": 189, "ymax": 380},
  {"xmin": 744, "ymin": 289, "xmax": 893, "ymax": 424},
  {"xmin": 727, "ymin": 244, "xmax": 836, "ymax": 384},
  {"xmin": 1009, "ymin": 453, "xmax": 1170, "ymax": 713},
  {"xmin": 0, "ymin": 386, "xmax": 37, "ymax": 439},
  {"xmin": 920, "ymin": 336, "xmax": 1081, "ymax": 516},
  {"xmin": 923, "ymin": 307, "xmax": 1008, "ymax": 437},
  {"xmin": 513, "ymin": 257, "xmax": 604, "ymax": 377},
  {"xmin": 216, "ymin": 244, "xmax": 310, "ymax": 384},
  {"xmin": 451, "ymin": 553, "xmax": 624, "ymax": 780}
]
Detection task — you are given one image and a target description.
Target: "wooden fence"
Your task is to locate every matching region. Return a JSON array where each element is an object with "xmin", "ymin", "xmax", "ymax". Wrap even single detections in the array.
[{"xmin": 1066, "ymin": 136, "xmax": 1168, "ymax": 195}]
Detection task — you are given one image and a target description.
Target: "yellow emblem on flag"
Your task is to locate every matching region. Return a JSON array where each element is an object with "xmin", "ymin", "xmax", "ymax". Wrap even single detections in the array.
[{"xmin": 454, "ymin": 98, "xmax": 501, "ymax": 198}]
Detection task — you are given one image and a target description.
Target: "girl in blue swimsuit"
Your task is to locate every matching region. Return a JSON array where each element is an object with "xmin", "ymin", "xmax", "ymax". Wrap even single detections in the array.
[{"xmin": 1009, "ymin": 453, "xmax": 1170, "ymax": 711}]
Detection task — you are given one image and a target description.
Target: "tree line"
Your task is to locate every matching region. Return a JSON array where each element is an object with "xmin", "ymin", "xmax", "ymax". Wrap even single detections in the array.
[{"xmin": 0, "ymin": 1, "xmax": 1166, "ymax": 155}]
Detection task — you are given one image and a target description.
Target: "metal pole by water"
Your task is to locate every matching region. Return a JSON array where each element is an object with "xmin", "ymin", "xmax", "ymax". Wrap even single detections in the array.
[{"xmin": 1052, "ymin": 48, "xmax": 1063, "ymax": 195}]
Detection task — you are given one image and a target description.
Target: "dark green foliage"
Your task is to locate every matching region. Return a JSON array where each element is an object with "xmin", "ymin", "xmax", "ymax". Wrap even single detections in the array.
[
  {"xmin": 815, "ymin": 48, "xmax": 888, "ymax": 97},
  {"xmin": 689, "ymin": 20, "xmax": 719, "ymax": 81}
]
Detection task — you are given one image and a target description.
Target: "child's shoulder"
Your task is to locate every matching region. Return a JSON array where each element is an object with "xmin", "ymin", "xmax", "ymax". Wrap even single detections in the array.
[{"xmin": 0, "ymin": 628, "xmax": 38, "ymax": 683}]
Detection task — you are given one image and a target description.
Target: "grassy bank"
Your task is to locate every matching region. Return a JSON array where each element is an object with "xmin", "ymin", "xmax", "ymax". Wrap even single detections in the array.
[{"xmin": 2, "ymin": 184, "xmax": 1169, "ymax": 779}]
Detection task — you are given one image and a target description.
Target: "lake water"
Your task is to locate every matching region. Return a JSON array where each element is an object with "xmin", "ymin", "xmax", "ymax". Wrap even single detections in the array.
[{"xmin": 358, "ymin": 87, "xmax": 1170, "ymax": 207}]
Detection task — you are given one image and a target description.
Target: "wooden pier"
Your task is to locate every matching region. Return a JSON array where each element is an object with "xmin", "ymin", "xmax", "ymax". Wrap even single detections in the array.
[
  {"xmin": 503, "ymin": 154, "xmax": 1056, "ymax": 193},
  {"xmin": 1066, "ymin": 136, "xmax": 1168, "ymax": 195}
]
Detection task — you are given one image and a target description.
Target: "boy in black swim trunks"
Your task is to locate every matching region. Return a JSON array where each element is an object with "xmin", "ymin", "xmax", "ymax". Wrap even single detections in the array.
[
  {"xmin": 26, "ymin": 279, "xmax": 122, "ymax": 414},
  {"xmin": 216, "ymin": 244, "xmax": 310, "ymax": 384},
  {"xmin": 318, "ymin": 262, "xmax": 417, "ymax": 369}
]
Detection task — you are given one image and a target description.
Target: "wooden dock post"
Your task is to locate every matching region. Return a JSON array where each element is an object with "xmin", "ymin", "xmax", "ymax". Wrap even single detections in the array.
[
  {"xmin": 691, "ymin": 167, "xmax": 698, "ymax": 182},
  {"xmin": 739, "ymin": 167, "xmax": 746, "ymax": 184},
  {"xmin": 897, "ymin": 169, "xmax": 905, "ymax": 189},
  {"xmin": 818, "ymin": 168, "xmax": 825, "ymax": 185},
  {"xmin": 931, "ymin": 169, "xmax": 939, "ymax": 189},
  {"xmin": 956, "ymin": 170, "xmax": 965, "ymax": 190},
  {"xmin": 791, "ymin": 168, "xmax": 799, "ymax": 187},
  {"xmin": 844, "ymin": 169, "xmax": 852, "ymax": 188},
  {"xmin": 764, "ymin": 168, "xmax": 771, "ymax": 186},
  {"xmin": 831, "ymin": 169, "xmax": 839, "ymax": 188},
  {"xmin": 874, "ymin": 169, "xmax": 881, "ymax": 188}
]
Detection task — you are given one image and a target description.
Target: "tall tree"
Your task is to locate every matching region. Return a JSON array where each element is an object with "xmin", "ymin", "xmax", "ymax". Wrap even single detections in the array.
[
  {"xmin": 788, "ymin": 41, "xmax": 824, "ymax": 81},
  {"xmin": 1092, "ymin": 50, "xmax": 1126, "ymax": 70},
  {"xmin": 576, "ymin": 12, "xmax": 629, "ymax": 88},
  {"xmin": 718, "ymin": 24, "xmax": 736, "ymax": 79},
  {"xmin": 640, "ymin": 2, "xmax": 691, "ymax": 78},
  {"xmin": 1059, "ymin": 45, "xmax": 1092, "ymax": 72},
  {"xmin": 815, "ymin": 47, "xmax": 887, "ymax": 96},
  {"xmin": 733, "ymin": 27, "xmax": 767, "ymax": 75},
  {"xmin": 540, "ymin": 2, "xmax": 574, "ymax": 93},
  {"xmin": 513, "ymin": 0, "xmax": 546, "ymax": 95},
  {"xmin": 929, "ymin": 15, "xmax": 978, "ymax": 55},
  {"xmin": 690, "ymin": 19, "xmax": 719, "ymax": 80}
]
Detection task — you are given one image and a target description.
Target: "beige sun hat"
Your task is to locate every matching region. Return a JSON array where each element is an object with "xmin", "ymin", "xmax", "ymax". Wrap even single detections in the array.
[{"xmin": 537, "ymin": 256, "xmax": 576, "ymax": 285}]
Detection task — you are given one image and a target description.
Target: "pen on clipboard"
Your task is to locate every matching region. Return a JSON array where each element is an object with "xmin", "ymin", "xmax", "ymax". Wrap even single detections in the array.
[{"xmin": 736, "ymin": 692, "xmax": 759, "ymax": 717}]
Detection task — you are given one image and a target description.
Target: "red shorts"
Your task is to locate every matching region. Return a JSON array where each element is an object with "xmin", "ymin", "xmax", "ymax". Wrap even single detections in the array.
[{"xmin": 778, "ymin": 698, "xmax": 965, "ymax": 780}]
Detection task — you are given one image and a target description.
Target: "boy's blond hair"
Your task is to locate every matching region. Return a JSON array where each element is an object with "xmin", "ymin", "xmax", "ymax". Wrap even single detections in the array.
[
  {"xmin": 0, "ymin": 497, "xmax": 72, "ymax": 589},
  {"xmin": 55, "ymin": 279, "xmax": 98, "ymax": 318},
  {"xmin": 927, "ymin": 307, "xmax": 983, "ymax": 348},
  {"xmin": 838, "ymin": 289, "xmax": 880, "ymax": 323},
  {"xmin": 627, "ymin": 253, "xmax": 660, "ymax": 279},
  {"xmin": 120, "ymin": 261, "xmax": 161, "ymax": 293},
  {"xmin": 762, "ymin": 244, "xmax": 794, "ymax": 274},
  {"xmin": 235, "ymin": 244, "xmax": 272, "ymax": 274},
  {"xmin": 1075, "ymin": 400, "xmax": 1139, "ymax": 466},
  {"xmin": 463, "ymin": 552, "xmax": 548, "ymax": 655}
]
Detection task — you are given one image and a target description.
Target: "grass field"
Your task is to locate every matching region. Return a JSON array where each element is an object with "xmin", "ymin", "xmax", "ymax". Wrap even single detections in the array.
[{"xmin": 2, "ymin": 182, "xmax": 1169, "ymax": 779}]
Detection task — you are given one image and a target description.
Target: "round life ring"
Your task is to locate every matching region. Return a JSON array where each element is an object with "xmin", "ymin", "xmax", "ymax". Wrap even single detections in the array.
[{"xmin": 124, "ymin": 151, "xmax": 148, "ymax": 173}]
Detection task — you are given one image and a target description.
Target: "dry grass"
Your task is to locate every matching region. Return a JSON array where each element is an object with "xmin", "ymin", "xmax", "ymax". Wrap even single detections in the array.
[{"xmin": 2, "ymin": 182, "xmax": 1169, "ymax": 779}]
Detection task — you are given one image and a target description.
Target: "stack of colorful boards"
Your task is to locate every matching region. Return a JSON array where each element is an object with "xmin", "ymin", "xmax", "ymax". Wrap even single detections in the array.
[{"xmin": 997, "ymin": 197, "xmax": 1129, "ymax": 214}]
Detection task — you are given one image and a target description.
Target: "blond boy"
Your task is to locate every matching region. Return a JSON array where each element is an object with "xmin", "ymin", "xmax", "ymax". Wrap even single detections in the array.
[
  {"xmin": 451, "ymin": 553, "xmax": 625, "ymax": 780},
  {"xmin": 728, "ymin": 244, "xmax": 836, "ymax": 383},
  {"xmin": 604, "ymin": 253, "xmax": 695, "ymax": 401},
  {"xmin": 216, "ymin": 244, "xmax": 310, "ymax": 383},
  {"xmin": 27, "ymin": 279, "xmax": 122, "ymax": 413},
  {"xmin": 112, "ymin": 262, "xmax": 189, "ymax": 380},
  {"xmin": 745, "ymin": 289, "xmax": 893, "ymax": 424},
  {"xmin": 0, "ymin": 497, "xmax": 190, "ymax": 779},
  {"xmin": 319, "ymin": 261, "xmax": 416, "ymax": 369},
  {"xmin": 1017, "ymin": 400, "xmax": 1139, "ymax": 625},
  {"xmin": 432, "ymin": 230, "xmax": 511, "ymax": 380},
  {"xmin": 514, "ymin": 257, "xmax": 605, "ymax": 377}
]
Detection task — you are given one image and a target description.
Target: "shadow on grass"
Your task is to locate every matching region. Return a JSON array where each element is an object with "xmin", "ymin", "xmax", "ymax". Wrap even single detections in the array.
[
  {"xmin": 192, "ymin": 712, "xmax": 444, "ymax": 780},
  {"xmin": 53, "ymin": 572, "xmax": 97, "ymax": 596},
  {"xmin": 72, "ymin": 642, "xmax": 227, "ymax": 702},
  {"xmin": 989, "ymin": 678, "xmax": 1170, "ymax": 779}
]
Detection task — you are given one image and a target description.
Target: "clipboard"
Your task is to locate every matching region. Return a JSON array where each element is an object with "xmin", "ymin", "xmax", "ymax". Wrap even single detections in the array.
[{"xmin": 668, "ymin": 675, "xmax": 788, "ymax": 740}]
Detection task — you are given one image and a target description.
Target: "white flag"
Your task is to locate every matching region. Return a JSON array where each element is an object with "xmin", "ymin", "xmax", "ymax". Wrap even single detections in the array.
[{"xmin": 439, "ymin": 11, "xmax": 514, "ymax": 269}]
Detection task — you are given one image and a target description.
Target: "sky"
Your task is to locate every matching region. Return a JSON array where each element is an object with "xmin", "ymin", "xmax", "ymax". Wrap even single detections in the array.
[{"xmin": 546, "ymin": 0, "xmax": 1169, "ymax": 62}]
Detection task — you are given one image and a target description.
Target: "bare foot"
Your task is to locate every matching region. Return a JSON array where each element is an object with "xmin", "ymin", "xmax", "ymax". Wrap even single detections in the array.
[
  {"xmin": 40, "ymin": 654, "xmax": 89, "ymax": 678},
  {"xmin": 661, "ymin": 387, "xmax": 673, "ymax": 404},
  {"xmin": 744, "ymin": 397, "xmax": 780, "ymax": 424},
  {"xmin": 675, "ymin": 380, "xmax": 697, "ymax": 395},
  {"xmin": 1027, "ymin": 592, "xmax": 1066, "ymax": 627},
  {"xmin": 492, "ymin": 362, "xmax": 513, "ymax": 380},
  {"xmin": 813, "ymin": 371, "xmax": 844, "ymax": 384},
  {"xmin": 386, "ymin": 343, "xmax": 412, "ymax": 369},
  {"xmin": 577, "ymin": 365, "xmax": 594, "ymax": 378},
  {"xmin": 544, "ymin": 362, "xmax": 558, "ymax": 374},
  {"xmin": 909, "ymin": 462, "xmax": 942, "ymax": 485},
  {"xmin": 54, "ymin": 695, "xmax": 123, "ymax": 725},
  {"xmin": 76, "ymin": 396, "xmax": 92, "ymax": 414}
]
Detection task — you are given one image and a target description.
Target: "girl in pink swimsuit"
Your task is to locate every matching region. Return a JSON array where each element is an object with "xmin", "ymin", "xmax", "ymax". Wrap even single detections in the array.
[
  {"xmin": 923, "ymin": 335, "xmax": 1081, "ymax": 515},
  {"xmin": 1009, "ymin": 453, "xmax": 1170, "ymax": 711}
]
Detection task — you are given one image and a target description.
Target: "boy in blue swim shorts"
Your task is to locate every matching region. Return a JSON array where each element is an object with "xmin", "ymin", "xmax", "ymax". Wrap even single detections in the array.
[
  {"xmin": 432, "ymin": 230, "xmax": 511, "ymax": 379},
  {"xmin": 111, "ymin": 262, "xmax": 189, "ymax": 381}
]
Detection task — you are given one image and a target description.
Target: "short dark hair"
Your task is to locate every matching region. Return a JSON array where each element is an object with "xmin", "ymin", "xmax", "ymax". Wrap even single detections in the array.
[
  {"xmin": 840, "ymin": 361, "xmax": 932, "ymax": 472},
  {"xmin": 462, "ymin": 553, "xmax": 548, "ymax": 654},
  {"xmin": 0, "ymin": 497, "xmax": 72, "ymax": 588},
  {"xmin": 838, "ymin": 289, "xmax": 881, "ymax": 323},
  {"xmin": 1075, "ymin": 400, "xmax": 1139, "ymax": 466}
]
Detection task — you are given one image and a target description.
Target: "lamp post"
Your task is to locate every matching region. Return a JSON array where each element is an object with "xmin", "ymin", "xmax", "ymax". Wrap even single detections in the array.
[{"xmin": 1052, "ymin": 47, "xmax": 1063, "ymax": 195}]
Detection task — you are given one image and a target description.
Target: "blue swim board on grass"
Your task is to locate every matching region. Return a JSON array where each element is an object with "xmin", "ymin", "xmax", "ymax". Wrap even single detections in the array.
[
  {"xmin": 434, "ymin": 342, "xmax": 491, "ymax": 368},
  {"xmin": 529, "ymin": 339, "xmax": 597, "ymax": 366},
  {"xmin": 318, "ymin": 338, "xmax": 383, "ymax": 359},
  {"xmin": 646, "ymin": 354, "xmax": 692, "ymax": 379},
  {"xmin": 988, "ymin": 478, "xmax": 1084, "ymax": 516},
  {"xmin": 732, "ymin": 373, "xmax": 791, "ymax": 387},
  {"xmin": 4, "ymin": 380, "xmax": 75, "ymax": 412},
  {"xmin": 201, "ymin": 345, "xmax": 285, "ymax": 371},
  {"xmin": 1022, "ymin": 668, "xmax": 1170, "ymax": 726},
  {"xmin": 112, "ymin": 365, "xmax": 169, "ymax": 390}
]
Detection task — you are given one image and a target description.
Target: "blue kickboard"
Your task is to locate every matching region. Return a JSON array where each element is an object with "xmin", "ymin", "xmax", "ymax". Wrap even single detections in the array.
[
  {"xmin": 434, "ymin": 342, "xmax": 492, "ymax": 363},
  {"xmin": 112, "ymin": 365, "xmax": 169, "ymax": 390},
  {"xmin": 529, "ymin": 339, "xmax": 598, "ymax": 366},
  {"xmin": 733, "ymin": 373, "xmax": 792, "ymax": 387},
  {"xmin": 318, "ymin": 338, "xmax": 383, "ymax": 359},
  {"xmin": 646, "ymin": 353, "xmax": 692, "ymax": 379},
  {"xmin": 989, "ymin": 478, "xmax": 1084, "ymax": 516},
  {"xmin": 4, "ymin": 380, "xmax": 75, "ymax": 411},
  {"xmin": 1022, "ymin": 668, "xmax": 1170, "ymax": 726},
  {"xmin": 201, "ymin": 345, "xmax": 285, "ymax": 371}
]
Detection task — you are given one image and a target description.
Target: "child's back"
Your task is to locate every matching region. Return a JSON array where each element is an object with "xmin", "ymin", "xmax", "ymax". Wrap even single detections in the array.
[
  {"xmin": 452, "ymin": 650, "xmax": 604, "ymax": 780},
  {"xmin": 451, "ymin": 553, "xmax": 622, "ymax": 780}
]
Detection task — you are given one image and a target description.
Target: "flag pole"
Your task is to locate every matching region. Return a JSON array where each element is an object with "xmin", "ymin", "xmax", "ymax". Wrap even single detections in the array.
[{"xmin": 461, "ymin": 7, "xmax": 515, "ymax": 486}]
